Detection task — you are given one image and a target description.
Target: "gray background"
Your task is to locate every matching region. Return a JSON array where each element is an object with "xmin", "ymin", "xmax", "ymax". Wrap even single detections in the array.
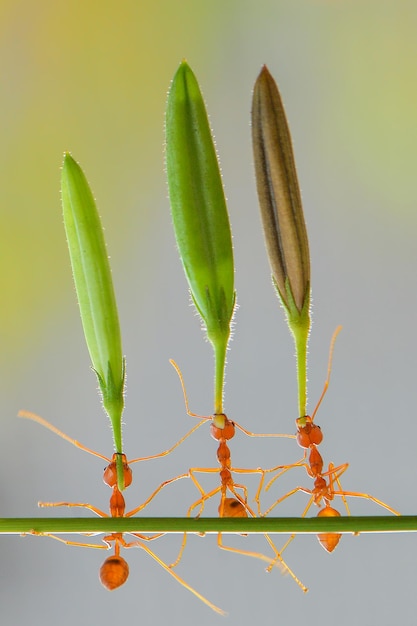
[{"xmin": 1, "ymin": 1, "xmax": 416, "ymax": 625}]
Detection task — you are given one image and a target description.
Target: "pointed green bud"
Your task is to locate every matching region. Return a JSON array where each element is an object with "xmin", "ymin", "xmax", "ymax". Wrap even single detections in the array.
[
  {"xmin": 166, "ymin": 61, "xmax": 235, "ymax": 414},
  {"xmin": 61, "ymin": 153, "xmax": 125, "ymax": 488}
]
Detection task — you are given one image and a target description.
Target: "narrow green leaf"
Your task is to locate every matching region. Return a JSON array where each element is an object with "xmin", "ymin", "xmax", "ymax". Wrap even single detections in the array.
[
  {"xmin": 61, "ymin": 153, "xmax": 125, "ymax": 488},
  {"xmin": 251, "ymin": 66, "xmax": 311, "ymax": 416},
  {"xmin": 166, "ymin": 61, "xmax": 235, "ymax": 416}
]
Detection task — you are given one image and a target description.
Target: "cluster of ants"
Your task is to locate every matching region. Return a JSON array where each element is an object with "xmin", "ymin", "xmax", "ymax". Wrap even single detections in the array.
[{"xmin": 18, "ymin": 327, "xmax": 399, "ymax": 614}]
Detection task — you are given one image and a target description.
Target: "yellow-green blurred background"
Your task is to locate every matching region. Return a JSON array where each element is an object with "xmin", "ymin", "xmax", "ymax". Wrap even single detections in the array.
[{"xmin": 1, "ymin": 1, "xmax": 416, "ymax": 625}]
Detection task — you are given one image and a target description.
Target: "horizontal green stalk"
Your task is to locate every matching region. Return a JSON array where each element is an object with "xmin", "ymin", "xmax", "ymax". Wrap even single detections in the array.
[
  {"xmin": 1, "ymin": 516, "xmax": 415, "ymax": 534},
  {"xmin": 61, "ymin": 153, "xmax": 126, "ymax": 489}
]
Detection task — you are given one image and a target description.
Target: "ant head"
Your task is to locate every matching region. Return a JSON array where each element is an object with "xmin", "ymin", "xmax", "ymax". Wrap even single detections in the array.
[
  {"xmin": 210, "ymin": 415, "xmax": 235, "ymax": 441},
  {"xmin": 103, "ymin": 454, "xmax": 133, "ymax": 489},
  {"xmin": 316, "ymin": 505, "xmax": 341, "ymax": 553},
  {"xmin": 99, "ymin": 555, "xmax": 129, "ymax": 590},
  {"xmin": 296, "ymin": 416, "xmax": 323, "ymax": 448},
  {"xmin": 219, "ymin": 497, "xmax": 248, "ymax": 518}
]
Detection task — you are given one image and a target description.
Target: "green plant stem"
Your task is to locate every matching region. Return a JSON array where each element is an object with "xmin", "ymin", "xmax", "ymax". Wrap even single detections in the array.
[
  {"xmin": 292, "ymin": 321, "xmax": 309, "ymax": 417},
  {"xmin": 1, "ymin": 516, "xmax": 416, "ymax": 534},
  {"xmin": 214, "ymin": 340, "xmax": 227, "ymax": 415}
]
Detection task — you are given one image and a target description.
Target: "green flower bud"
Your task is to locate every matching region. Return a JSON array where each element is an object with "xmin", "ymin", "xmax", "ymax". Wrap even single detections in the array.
[
  {"xmin": 166, "ymin": 62, "xmax": 235, "ymax": 414},
  {"xmin": 61, "ymin": 153, "xmax": 125, "ymax": 487}
]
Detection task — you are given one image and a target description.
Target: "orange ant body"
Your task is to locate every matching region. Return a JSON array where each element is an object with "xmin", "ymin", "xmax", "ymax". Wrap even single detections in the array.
[
  {"xmin": 17, "ymin": 410, "xmax": 224, "ymax": 614},
  {"xmin": 259, "ymin": 327, "xmax": 400, "ymax": 554},
  {"xmin": 168, "ymin": 361, "xmax": 308, "ymax": 592}
]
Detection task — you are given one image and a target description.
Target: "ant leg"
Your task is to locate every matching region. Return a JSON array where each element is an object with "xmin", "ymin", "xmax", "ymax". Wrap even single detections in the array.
[
  {"xmin": 125, "ymin": 532, "xmax": 166, "ymax": 542},
  {"xmin": 29, "ymin": 530, "xmax": 108, "ymax": 549},
  {"xmin": 331, "ymin": 488, "xmax": 400, "ymax": 515},
  {"xmin": 128, "ymin": 419, "xmax": 209, "ymax": 464},
  {"xmin": 126, "ymin": 473, "xmax": 189, "ymax": 516},
  {"xmin": 234, "ymin": 422, "xmax": 296, "ymax": 441},
  {"xmin": 253, "ymin": 458, "xmax": 306, "ymax": 514},
  {"xmin": 217, "ymin": 533, "xmax": 308, "ymax": 593},
  {"xmin": 187, "ymin": 467, "xmax": 222, "ymax": 517},
  {"xmin": 324, "ymin": 460, "xmax": 399, "ymax": 517},
  {"xmin": 219, "ymin": 481, "xmax": 308, "ymax": 592},
  {"xmin": 17, "ymin": 411, "xmax": 110, "ymax": 461},
  {"xmin": 169, "ymin": 360, "xmax": 213, "ymax": 421},
  {"xmin": 189, "ymin": 484, "xmax": 222, "ymax": 518},
  {"xmin": 324, "ymin": 462, "xmax": 350, "ymax": 514},
  {"xmin": 38, "ymin": 501, "xmax": 108, "ymax": 517},
  {"xmin": 265, "ymin": 495, "xmax": 315, "ymax": 573},
  {"xmin": 169, "ymin": 471, "xmax": 221, "ymax": 569},
  {"xmin": 310, "ymin": 325, "xmax": 342, "ymax": 422},
  {"xmin": 260, "ymin": 485, "xmax": 306, "ymax": 517},
  {"xmin": 228, "ymin": 481, "xmax": 249, "ymax": 506},
  {"xmin": 263, "ymin": 455, "xmax": 307, "ymax": 492},
  {"xmin": 122, "ymin": 536, "xmax": 225, "ymax": 616},
  {"xmin": 168, "ymin": 532, "xmax": 189, "ymax": 570},
  {"xmin": 130, "ymin": 469, "xmax": 213, "ymax": 569}
]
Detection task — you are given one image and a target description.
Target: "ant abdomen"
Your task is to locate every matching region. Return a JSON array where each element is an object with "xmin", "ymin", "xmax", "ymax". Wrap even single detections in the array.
[
  {"xmin": 99, "ymin": 555, "xmax": 129, "ymax": 590},
  {"xmin": 219, "ymin": 497, "xmax": 247, "ymax": 518}
]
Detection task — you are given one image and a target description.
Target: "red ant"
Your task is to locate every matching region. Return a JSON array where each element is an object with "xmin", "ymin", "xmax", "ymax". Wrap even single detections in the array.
[
  {"xmin": 257, "ymin": 326, "xmax": 400, "ymax": 556},
  {"xmin": 17, "ymin": 410, "xmax": 224, "ymax": 614},
  {"xmin": 167, "ymin": 361, "xmax": 308, "ymax": 592}
]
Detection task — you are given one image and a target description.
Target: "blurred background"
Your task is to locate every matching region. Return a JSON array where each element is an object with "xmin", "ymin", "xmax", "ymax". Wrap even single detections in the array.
[{"xmin": 1, "ymin": 0, "xmax": 416, "ymax": 624}]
